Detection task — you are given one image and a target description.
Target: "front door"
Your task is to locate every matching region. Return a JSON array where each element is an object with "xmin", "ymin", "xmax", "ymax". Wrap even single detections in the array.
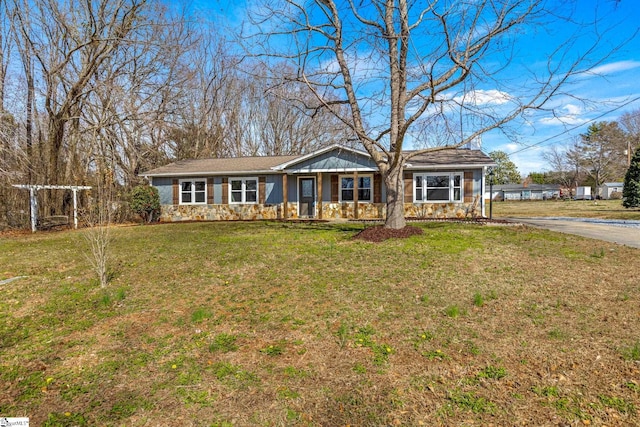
[{"xmin": 299, "ymin": 177, "xmax": 315, "ymax": 218}]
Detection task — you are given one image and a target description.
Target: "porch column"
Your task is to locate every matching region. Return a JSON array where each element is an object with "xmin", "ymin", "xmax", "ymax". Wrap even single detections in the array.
[
  {"xmin": 282, "ymin": 174, "xmax": 288, "ymax": 220},
  {"xmin": 317, "ymin": 173, "xmax": 323, "ymax": 219},
  {"xmin": 353, "ymin": 171, "xmax": 359, "ymax": 219},
  {"xmin": 72, "ymin": 188, "xmax": 79, "ymax": 229},
  {"xmin": 29, "ymin": 187, "xmax": 38, "ymax": 232},
  {"xmin": 481, "ymin": 167, "xmax": 486, "ymax": 218}
]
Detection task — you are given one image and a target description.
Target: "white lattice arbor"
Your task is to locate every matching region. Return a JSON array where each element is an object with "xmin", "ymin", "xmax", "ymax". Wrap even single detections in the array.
[{"xmin": 12, "ymin": 185, "xmax": 92, "ymax": 232}]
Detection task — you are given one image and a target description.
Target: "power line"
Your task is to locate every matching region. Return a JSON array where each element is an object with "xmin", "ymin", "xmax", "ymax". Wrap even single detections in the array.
[{"xmin": 508, "ymin": 95, "xmax": 640, "ymax": 156}]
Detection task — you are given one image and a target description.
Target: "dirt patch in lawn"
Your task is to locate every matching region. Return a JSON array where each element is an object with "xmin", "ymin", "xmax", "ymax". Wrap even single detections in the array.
[{"xmin": 353, "ymin": 225, "xmax": 424, "ymax": 242}]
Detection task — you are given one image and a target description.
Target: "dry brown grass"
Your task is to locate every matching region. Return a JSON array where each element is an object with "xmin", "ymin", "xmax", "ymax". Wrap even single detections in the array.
[
  {"xmin": 1, "ymin": 221, "xmax": 639, "ymax": 426},
  {"xmin": 492, "ymin": 199, "xmax": 640, "ymax": 220}
]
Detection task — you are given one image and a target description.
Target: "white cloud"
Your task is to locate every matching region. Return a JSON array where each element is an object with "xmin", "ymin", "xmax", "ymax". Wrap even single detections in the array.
[
  {"xmin": 586, "ymin": 61, "xmax": 640, "ymax": 76},
  {"xmin": 500, "ymin": 142, "xmax": 521, "ymax": 153},
  {"xmin": 511, "ymin": 152, "xmax": 548, "ymax": 175},
  {"xmin": 538, "ymin": 103, "xmax": 588, "ymax": 126},
  {"xmin": 454, "ymin": 89, "xmax": 512, "ymax": 106}
]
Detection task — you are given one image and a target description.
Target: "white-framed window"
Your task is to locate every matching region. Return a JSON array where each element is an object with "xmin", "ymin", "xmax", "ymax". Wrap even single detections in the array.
[
  {"xmin": 180, "ymin": 178, "xmax": 207, "ymax": 204},
  {"xmin": 414, "ymin": 173, "xmax": 463, "ymax": 202},
  {"xmin": 339, "ymin": 174, "xmax": 373, "ymax": 202},
  {"xmin": 229, "ymin": 177, "xmax": 258, "ymax": 204}
]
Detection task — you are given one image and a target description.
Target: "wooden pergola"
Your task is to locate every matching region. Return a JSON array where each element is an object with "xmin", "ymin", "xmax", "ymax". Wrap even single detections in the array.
[{"xmin": 12, "ymin": 184, "xmax": 92, "ymax": 232}]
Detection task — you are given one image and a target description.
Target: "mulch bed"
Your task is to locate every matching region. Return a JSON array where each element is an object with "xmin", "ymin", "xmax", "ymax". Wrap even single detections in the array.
[
  {"xmin": 352, "ymin": 225, "xmax": 424, "ymax": 242},
  {"xmin": 352, "ymin": 217, "xmax": 520, "ymax": 242}
]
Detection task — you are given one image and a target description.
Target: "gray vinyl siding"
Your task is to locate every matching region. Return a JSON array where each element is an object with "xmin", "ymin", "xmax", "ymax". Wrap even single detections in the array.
[
  {"xmin": 152, "ymin": 177, "xmax": 173, "ymax": 205},
  {"xmin": 265, "ymin": 175, "xmax": 282, "ymax": 204},
  {"xmin": 322, "ymin": 174, "xmax": 332, "ymax": 202},
  {"xmin": 287, "ymin": 148, "xmax": 377, "ymax": 172},
  {"xmin": 288, "ymin": 177, "xmax": 298, "ymax": 203},
  {"xmin": 155, "ymin": 175, "xmax": 281, "ymax": 205},
  {"xmin": 211, "ymin": 175, "xmax": 281, "ymax": 204},
  {"xmin": 213, "ymin": 177, "xmax": 223, "ymax": 204}
]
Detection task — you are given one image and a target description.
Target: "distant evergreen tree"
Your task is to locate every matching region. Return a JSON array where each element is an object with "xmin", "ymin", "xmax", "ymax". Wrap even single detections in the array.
[
  {"xmin": 623, "ymin": 147, "xmax": 640, "ymax": 208},
  {"xmin": 488, "ymin": 151, "xmax": 521, "ymax": 184},
  {"xmin": 528, "ymin": 172, "xmax": 551, "ymax": 184}
]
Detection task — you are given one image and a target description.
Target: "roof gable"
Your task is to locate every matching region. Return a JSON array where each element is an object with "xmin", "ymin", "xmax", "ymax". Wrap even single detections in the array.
[{"xmin": 275, "ymin": 145, "xmax": 378, "ymax": 173}]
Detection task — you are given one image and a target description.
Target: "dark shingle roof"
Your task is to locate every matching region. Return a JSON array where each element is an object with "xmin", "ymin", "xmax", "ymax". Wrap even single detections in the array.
[
  {"xmin": 142, "ymin": 155, "xmax": 299, "ymax": 177},
  {"xmin": 406, "ymin": 149, "xmax": 493, "ymax": 168},
  {"xmin": 141, "ymin": 146, "xmax": 494, "ymax": 177}
]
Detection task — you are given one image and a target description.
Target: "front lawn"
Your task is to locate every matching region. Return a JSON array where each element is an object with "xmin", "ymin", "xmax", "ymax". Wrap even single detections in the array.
[{"xmin": 1, "ymin": 221, "xmax": 638, "ymax": 425}]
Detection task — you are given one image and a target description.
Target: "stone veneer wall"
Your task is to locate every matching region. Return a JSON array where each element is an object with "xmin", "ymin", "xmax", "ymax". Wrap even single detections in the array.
[
  {"xmin": 161, "ymin": 204, "xmax": 280, "ymax": 221},
  {"xmin": 161, "ymin": 201, "xmax": 476, "ymax": 222},
  {"xmin": 320, "ymin": 203, "xmax": 385, "ymax": 220},
  {"xmin": 404, "ymin": 202, "xmax": 474, "ymax": 219}
]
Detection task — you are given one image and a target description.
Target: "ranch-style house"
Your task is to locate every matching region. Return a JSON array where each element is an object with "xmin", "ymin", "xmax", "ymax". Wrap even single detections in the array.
[{"xmin": 141, "ymin": 144, "xmax": 495, "ymax": 222}]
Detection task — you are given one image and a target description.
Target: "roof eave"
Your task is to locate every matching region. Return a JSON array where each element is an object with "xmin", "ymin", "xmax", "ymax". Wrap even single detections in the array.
[
  {"xmin": 405, "ymin": 162, "xmax": 495, "ymax": 170},
  {"xmin": 285, "ymin": 167, "xmax": 379, "ymax": 174},
  {"xmin": 141, "ymin": 169, "xmax": 283, "ymax": 178}
]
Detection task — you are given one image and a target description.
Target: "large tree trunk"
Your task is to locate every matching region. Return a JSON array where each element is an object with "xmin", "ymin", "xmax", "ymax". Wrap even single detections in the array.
[
  {"xmin": 384, "ymin": 164, "xmax": 406, "ymax": 229},
  {"xmin": 47, "ymin": 115, "xmax": 65, "ymax": 185}
]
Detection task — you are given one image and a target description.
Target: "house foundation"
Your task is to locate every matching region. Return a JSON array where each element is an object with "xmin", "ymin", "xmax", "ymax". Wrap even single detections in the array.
[{"xmin": 160, "ymin": 201, "xmax": 477, "ymax": 222}]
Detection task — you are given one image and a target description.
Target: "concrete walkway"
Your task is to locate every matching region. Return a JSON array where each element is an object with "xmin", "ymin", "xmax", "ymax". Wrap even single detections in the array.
[{"xmin": 507, "ymin": 217, "xmax": 640, "ymax": 249}]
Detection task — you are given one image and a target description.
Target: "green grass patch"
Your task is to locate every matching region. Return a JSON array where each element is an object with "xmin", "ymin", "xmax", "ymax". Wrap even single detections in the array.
[
  {"xmin": 43, "ymin": 412, "xmax": 89, "ymax": 427},
  {"xmin": 446, "ymin": 391, "xmax": 496, "ymax": 414},
  {"xmin": 598, "ymin": 395, "xmax": 636, "ymax": 414},
  {"xmin": 444, "ymin": 304, "xmax": 465, "ymax": 318},
  {"xmin": 472, "ymin": 292, "xmax": 484, "ymax": 307},
  {"xmin": 260, "ymin": 343, "xmax": 284, "ymax": 356},
  {"xmin": 621, "ymin": 341, "xmax": 640, "ymax": 361},
  {"xmin": 210, "ymin": 362, "xmax": 260, "ymax": 389},
  {"xmin": 191, "ymin": 307, "xmax": 214, "ymax": 323},
  {"xmin": 209, "ymin": 333, "xmax": 238, "ymax": 353},
  {"xmin": 532, "ymin": 385, "xmax": 559, "ymax": 397},
  {"xmin": 476, "ymin": 365, "xmax": 507, "ymax": 380}
]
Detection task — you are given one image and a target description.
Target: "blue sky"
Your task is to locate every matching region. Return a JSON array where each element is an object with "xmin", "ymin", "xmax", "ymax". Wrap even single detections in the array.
[
  {"xmin": 488, "ymin": 0, "xmax": 640, "ymax": 174},
  {"xmin": 191, "ymin": 0, "xmax": 639, "ymax": 175}
]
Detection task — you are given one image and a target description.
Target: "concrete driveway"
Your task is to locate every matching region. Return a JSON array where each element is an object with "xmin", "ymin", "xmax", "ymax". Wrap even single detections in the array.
[{"xmin": 506, "ymin": 217, "xmax": 640, "ymax": 249}]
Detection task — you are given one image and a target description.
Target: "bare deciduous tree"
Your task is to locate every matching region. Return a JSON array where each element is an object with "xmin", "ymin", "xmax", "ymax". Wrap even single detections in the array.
[
  {"xmin": 83, "ymin": 178, "xmax": 113, "ymax": 288},
  {"xmin": 542, "ymin": 142, "xmax": 583, "ymax": 193},
  {"xmin": 169, "ymin": 31, "xmax": 355, "ymax": 160},
  {"xmin": 81, "ymin": 3, "xmax": 195, "ymax": 187},
  {"xmin": 249, "ymin": 0, "xmax": 632, "ymax": 228},
  {"xmin": 10, "ymin": 0, "xmax": 149, "ymax": 187},
  {"xmin": 620, "ymin": 109, "xmax": 640, "ymax": 165},
  {"xmin": 168, "ymin": 32, "xmax": 242, "ymax": 160},
  {"xmin": 238, "ymin": 67, "xmax": 356, "ymax": 156},
  {"xmin": 0, "ymin": 0, "xmax": 10, "ymax": 112}
]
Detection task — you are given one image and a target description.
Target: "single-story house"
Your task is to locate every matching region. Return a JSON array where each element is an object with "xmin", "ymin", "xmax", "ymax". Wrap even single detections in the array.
[
  {"xmin": 596, "ymin": 182, "xmax": 624, "ymax": 199},
  {"xmin": 485, "ymin": 183, "xmax": 561, "ymax": 201},
  {"xmin": 141, "ymin": 144, "xmax": 495, "ymax": 222}
]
